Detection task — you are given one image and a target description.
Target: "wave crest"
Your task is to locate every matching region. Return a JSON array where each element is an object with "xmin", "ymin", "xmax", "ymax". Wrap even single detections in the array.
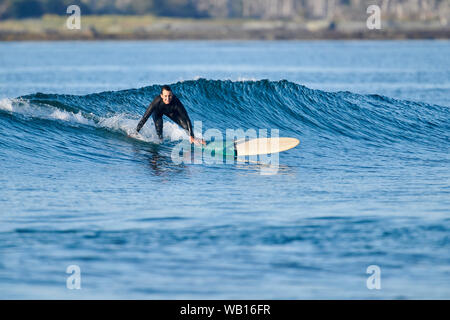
[{"xmin": 3, "ymin": 79, "xmax": 449, "ymax": 148}]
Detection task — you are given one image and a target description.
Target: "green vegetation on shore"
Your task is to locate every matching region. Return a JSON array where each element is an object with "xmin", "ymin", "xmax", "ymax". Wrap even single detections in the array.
[
  {"xmin": 0, "ymin": 14, "xmax": 449, "ymax": 41},
  {"xmin": 1, "ymin": 0, "xmax": 449, "ymax": 40}
]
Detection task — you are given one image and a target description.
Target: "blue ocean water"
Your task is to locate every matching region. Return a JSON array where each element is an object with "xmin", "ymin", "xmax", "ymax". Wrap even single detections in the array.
[{"xmin": 0, "ymin": 41, "xmax": 449, "ymax": 299}]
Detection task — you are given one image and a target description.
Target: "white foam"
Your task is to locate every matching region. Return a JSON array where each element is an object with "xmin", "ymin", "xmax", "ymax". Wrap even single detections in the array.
[
  {"xmin": 97, "ymin": 113, "xmax": 147, "ymax": 139},
  {"xmin": 236, "ymin": 77, "xmax": 258, "ymax": 82},
  {"xmin": 97, "ymin": 113, "xmax": 189, "ymax": 143},
  {"xmin": 50, "ymin": 109, "xmax": 93, "ymax": 125},
  {"xmin": 3, "ymin": 98, "xmax": 190, "ymax": 144},
  {"xmin": 0, "ymin": 98, "xmax": 13, "ymax": 112},
  {"xmin": 1, "ymin": 98, "xmax": 95, "ymax": 127}
]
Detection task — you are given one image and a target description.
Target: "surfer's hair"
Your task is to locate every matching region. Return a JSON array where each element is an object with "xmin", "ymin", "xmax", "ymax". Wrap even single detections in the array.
[{"xmin": 161, "ymin": 85, "xmax": 172, "ymax": 93}]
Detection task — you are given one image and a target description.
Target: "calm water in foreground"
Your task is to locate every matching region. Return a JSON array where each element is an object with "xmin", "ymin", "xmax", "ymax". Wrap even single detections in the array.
[{"xmin": 0, "ymin": 41, "xmax": 449, "ymax": 299}]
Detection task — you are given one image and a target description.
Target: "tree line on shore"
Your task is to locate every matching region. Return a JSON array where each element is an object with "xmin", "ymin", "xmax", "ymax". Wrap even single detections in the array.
[
  {"xmin": 0, "ymin": 0, "xmax": 195, "ymax": 19},
  {"xmin": 0, "ymin": 0, "xmax": 448, "ymax": 23}
]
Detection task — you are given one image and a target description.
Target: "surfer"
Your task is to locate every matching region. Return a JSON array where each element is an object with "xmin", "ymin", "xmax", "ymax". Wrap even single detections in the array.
[{"xmin": 135, "ymin": 85, "xmax": 205, "ymax": 145}]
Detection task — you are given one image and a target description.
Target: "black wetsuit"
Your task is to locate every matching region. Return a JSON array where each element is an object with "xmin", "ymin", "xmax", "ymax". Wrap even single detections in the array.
[{"xmin": 136, "ymin": 95, "xmax": 194, "ymax": 140}]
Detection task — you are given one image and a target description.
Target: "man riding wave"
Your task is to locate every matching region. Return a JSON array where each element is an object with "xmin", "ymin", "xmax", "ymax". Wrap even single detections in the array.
[{"xmin": 135, "ymin": 85, "xmax": 205, "ymax": 145}]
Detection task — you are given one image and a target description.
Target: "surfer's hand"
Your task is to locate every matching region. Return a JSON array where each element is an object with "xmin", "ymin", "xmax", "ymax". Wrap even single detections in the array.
[
  {"xmin": 190, "ymin": 136, "xmax": 200, "ymax": 145},
  {"xmin": 190, "ymin": 137, "xmax": 206, "ymax": 145}
]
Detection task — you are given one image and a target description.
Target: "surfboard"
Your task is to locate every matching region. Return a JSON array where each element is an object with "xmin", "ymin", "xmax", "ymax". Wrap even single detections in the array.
[
  {"xmin": 201, "ymin": 137, "xmax": 299, "ymax": 157},
  {"xmin": 202, "ymin": 140, "xmax": 236, "ymax": 157},
  {"xmin": 235, "ymin": 137, "xmax": 299, "ymax": 156}
]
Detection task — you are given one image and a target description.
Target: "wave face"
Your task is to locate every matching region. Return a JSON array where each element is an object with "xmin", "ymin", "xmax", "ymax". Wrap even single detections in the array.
[{"xmin": 1, "ymin": 79, "xmax": 449, "ymax": 153}]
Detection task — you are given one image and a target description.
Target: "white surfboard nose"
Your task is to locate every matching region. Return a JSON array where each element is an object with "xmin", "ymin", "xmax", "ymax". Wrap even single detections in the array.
[{"xmin": 235, "ymin": 137, "xmax": 300, "ymax": 156}]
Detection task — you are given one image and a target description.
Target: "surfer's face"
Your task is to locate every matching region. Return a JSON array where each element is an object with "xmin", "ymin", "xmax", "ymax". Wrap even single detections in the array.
[{"xmin": 161, "ymin": 89, "xmax": 173, "ymax": 104}]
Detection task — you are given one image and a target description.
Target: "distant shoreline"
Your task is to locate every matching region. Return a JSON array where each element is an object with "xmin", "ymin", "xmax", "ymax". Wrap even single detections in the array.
[
  {"xmin": 1, "ymin": 15, "xmax": 449, "ymax": 41},
  {"xmin": 2, "ymin": 31, "xmax": 449, "ymax": 41}
]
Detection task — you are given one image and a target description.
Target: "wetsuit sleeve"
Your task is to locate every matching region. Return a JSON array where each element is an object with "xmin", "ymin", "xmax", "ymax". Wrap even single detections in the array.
[
  {"xmin": 136, "ymin": 98, "xmax": 157, "ymax": 133},
  {"xmin": 175, "ymin": 99, "xmax": 194, "ymax": 138}
]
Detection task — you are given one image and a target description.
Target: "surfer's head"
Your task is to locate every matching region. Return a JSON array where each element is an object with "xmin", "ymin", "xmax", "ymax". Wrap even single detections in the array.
[{"xmin": 160, "ymin": 85, "xmax": 173, "ymax": 105}]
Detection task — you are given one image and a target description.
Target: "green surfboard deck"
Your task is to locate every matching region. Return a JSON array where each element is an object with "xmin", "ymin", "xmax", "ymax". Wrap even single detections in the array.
[{"xmin": 196, "ymin": 140, "xmax": 236, "ymax": 157}]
